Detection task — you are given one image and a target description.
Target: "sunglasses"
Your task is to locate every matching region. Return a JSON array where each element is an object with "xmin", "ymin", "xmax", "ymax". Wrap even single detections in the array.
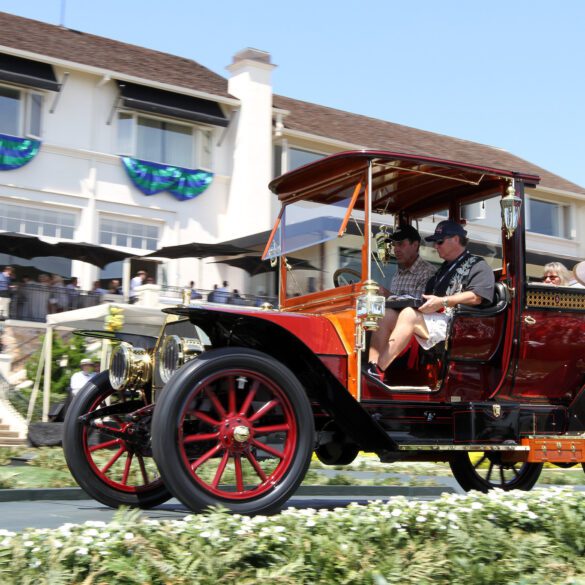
[
  {"xmin": 544, "ymin": 274, "xmax": 560, "ymax": 281},
  {"xmin": 434, "ymin": 236, "xmax": 454, "ymax": 246}
]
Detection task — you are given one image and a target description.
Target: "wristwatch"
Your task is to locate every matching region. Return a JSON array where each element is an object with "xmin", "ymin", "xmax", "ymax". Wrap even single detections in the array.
[{"xmin": 442, "ymin": 297, "xmax": 449, "ymax": 309}]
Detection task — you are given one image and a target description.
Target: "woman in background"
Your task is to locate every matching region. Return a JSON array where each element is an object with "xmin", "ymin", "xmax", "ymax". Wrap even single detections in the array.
[{"xmin": 542, "ymin": 262, "xmax": 572, "ymax": 286}]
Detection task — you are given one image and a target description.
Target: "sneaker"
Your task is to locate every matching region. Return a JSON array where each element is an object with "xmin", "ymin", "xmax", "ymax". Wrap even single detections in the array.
[
  {"xmin": 364, "ymin": 361, "xmax": 393, "ymax": 391},
  {"xmin": 365, "ymin": 361, "xmax": 385, "ymax": 382}
]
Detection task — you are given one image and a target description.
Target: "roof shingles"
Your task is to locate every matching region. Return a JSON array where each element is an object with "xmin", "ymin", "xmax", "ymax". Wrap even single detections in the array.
[{"xmin": 0, "ymin": 11, "xmax": 582, "ymax": 195}]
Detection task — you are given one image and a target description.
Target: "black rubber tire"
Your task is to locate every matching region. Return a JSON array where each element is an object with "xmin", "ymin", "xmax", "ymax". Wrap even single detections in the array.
[
  {"xmin": 315, "ymin": 442, "xmax": 359, "ymax": 466},
  {"xmin": 151, "ymin": 347, "xmax": 315, "ymax": 515},
  {"xmin": 315, "ymin": 422, "xmax": 359, "ymax": 465},
  {"xmin": 449, "ymin": 452, "xmax": 543, "ymax": 492},
  {"xmin": 63, "ymin": 371, "xmax": 171, "ymax": 509}
]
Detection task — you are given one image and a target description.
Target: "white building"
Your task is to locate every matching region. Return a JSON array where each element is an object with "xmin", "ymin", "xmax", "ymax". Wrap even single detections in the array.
[{"xmin": 0, "ymin": 10, "xmax": 583, "ymax": 300}]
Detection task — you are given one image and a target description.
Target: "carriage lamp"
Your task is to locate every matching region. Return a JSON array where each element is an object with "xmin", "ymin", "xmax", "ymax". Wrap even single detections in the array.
[
  {"xmin": 109, "ymin": 342, "xmax": 151, "ymax": 390},
  {"xmin": 158, "ymin": 335, "xmax": 204, "ymax": 384},
  {"xmin": 356, "ymin": 280, "xmax": 386, "ymax": 330},
  {"xmin": 500, "ymin": 179, "xmax": 522, "ymax": 239}
]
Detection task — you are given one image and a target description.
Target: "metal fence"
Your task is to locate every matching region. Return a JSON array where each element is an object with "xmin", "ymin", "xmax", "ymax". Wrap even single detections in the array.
[
  {"xmin": 6, "ymin": 284, "xmax": 103, "ymax": 322},
  {"xmin": 4, "ymin": 284, "xmax": 278, "ymax": 323},
  {"xmin": 158, "ymin": 286, "xmax": 277, "ymax": 308}
]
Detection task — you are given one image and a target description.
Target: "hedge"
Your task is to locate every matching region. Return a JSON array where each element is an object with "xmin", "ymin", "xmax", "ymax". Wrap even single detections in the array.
[{"xmin": 0, "ymin": 488, "xmax": 584, "ymax": 584}]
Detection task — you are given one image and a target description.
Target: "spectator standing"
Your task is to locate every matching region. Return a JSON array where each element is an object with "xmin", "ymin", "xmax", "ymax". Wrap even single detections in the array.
[
  {"xmin": 49, "ymin": 275, "xmax": 68, "ymax": 313},
  {"xmin": 32, "ymin": 273, "xmax": 51, "ymax": 321},
  {"xmin": 207, "ymin": 284, "xmax": 219, "ymax": 302},
  {"xmin": 70, "ymin": 358, "xmax": 97, "ymax": 396},
  {"xmin": 14, "ymin": 275, "xmax": 32, "ymax": 320},
  {"xmin": 215, "ymin": 280, "xmax": 231, "ymax": 303},
  {"xmin": 230, "ymin": 289, "xmax": 245, "ymax": 305},
  {"xmin": 189, "ymin": 281, "xmax": 202, "ymax": 300},
  {"xmin": 129, "ymin": 270, "xmax": 147, "ymax": 304},
  {"xmin": 108, "ymin": 279, "xmax": 122, "ymax": 294},
  {"xmin": 0, "ymin": 265, "xmax": 14, "ymax": 317},
  {"xmin": 66, "ymin": 277, "xmax": 80, "ymax": 310}
]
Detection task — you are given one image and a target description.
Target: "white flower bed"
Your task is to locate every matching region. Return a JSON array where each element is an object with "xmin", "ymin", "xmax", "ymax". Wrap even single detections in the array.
[{"xmin": 0, "ymin": 488, "xmax": 583, "ymax": 584}]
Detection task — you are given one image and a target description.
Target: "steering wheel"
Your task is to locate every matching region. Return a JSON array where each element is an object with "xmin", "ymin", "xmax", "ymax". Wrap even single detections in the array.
[{"xmin": 333, "ymin": 268, "xmax": 361, "ymax": 287}]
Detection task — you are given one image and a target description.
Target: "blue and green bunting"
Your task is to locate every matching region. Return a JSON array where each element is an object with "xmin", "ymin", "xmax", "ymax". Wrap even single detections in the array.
[
  {"xmin": 121, "ymin": 157, "xmax": 213, "ymax": 201},
  {"xmin": 0, "ymin": 133, "xmax": 41, "ymax": 171}
]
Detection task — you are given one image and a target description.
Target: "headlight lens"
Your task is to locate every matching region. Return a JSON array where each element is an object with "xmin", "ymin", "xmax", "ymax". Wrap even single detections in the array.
[
  {"xmin": 109, "ymin": 342, "xmax": 151, "ymax": 390},
  {"xmin": 158, "ymin": 335, "xmax": 203, "ymax": 384}
]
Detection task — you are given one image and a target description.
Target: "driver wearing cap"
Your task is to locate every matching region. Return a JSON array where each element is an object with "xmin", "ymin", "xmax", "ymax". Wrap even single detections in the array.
[
  {"xmin": 368, "ymin": 225, "xmax": 436, "ymax": 371},
  {"xmin": 366, "ymin": 220, "xmax": 494, "ymax": 389}
]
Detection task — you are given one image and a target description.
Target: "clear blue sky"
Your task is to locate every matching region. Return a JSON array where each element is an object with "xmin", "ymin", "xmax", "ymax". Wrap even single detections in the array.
[{"xmin": 1, "ymin": 0, "xmax": 584, "ymax": 188}]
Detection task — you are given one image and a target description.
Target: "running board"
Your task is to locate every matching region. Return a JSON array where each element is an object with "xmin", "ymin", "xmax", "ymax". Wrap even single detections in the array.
[
  {"xmin": 397, "ymin": 444, "xmax": 529, "ymax": 452},
  {"xmin": 386, "ymin": 385, "xmax": 434, "ymax": 393}
]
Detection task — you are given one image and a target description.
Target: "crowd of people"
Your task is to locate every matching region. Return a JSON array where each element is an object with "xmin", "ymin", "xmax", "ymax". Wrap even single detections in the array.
[{"xmin": 0, "ymin": 266, "xmax": 124, "ymax": 321}]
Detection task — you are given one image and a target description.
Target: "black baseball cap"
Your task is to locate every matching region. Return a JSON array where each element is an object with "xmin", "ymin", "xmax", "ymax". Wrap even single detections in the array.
[
  {"xmin": 425, "ymin": 220, "xmax": 467, "ymax": 242},
  {"xmin": 390, "ymin": 225, "xmax": 421, "ymax": 242}
]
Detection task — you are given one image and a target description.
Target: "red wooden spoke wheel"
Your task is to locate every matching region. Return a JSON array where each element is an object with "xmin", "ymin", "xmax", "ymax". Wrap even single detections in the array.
[
  {"xmin": 152, "ymin": 348, "xmax": 314, "ymax": 514},
  {"xmin": 63, "ymin": 371, "xmax": 170, "ymax": 509}
]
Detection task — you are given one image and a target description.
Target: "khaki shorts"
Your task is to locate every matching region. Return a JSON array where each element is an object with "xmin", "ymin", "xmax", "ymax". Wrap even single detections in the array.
[{"xmin": 414, "ymin": 312, "xmax": 451, "ymax": 350}]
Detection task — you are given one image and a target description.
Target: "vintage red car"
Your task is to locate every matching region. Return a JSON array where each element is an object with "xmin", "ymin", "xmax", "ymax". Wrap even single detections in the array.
[{"xmin": 63, "ymin": 150, "xmax": 585, "ymax": 514}]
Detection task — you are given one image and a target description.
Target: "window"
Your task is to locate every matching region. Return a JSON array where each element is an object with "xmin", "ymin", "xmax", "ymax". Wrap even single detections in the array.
[
  {"xmin": 289, "ymin": 147, "xmax": 325, "ymax": 171},
  {"xmin": 99, "ymin": 217, "xmax": 159, "ymax": 251},
  {"xmin": 527, "ymin": 197, "xmax": 571, "ymax": 238},
  {"xmin": 0, "ymin": 202, "xmax": 74, "ymax": 238},
  {"xmin": 117, "ymin": 112, "xmax": 213, "ymax": 169},
  {"xmin": 0, "ymin": 85, "xmax": 43, "ymax": 138}
]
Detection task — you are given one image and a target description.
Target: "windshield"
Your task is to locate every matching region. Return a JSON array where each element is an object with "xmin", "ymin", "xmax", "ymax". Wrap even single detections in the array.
[
  {"xmin": 282, "ymin": 214, "xmax": 402, "ymax": 298},
  {"xmin": 264, "ymin": 184, "xmax": 359, "ymax": 260}
]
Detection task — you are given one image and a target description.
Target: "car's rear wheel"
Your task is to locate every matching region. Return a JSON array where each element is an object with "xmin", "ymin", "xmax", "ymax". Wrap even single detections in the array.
[
  {"xmin": 151, "ymin": 348, "xmax": 315, "ymax": 514},
  {"xmin": 315, "ymin": 421, "xmax": 360, "ymax": 465},
  {"xmin": 449, "ymin": 452, "xmax": 543, "ymax": 492},
  {"xmin": 63, "ymin": 371, "xmax": 170, "ymax": 509}
]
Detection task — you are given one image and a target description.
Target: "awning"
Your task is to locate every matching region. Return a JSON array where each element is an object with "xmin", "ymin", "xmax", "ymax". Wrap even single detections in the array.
[
  {"xmin": 117, "ymin": 81, "xmax": 228, "ymax": 127},
  {"xmin": 45, "ymin": 302, "xmax": 165, "ymax": 336},
  {"xmin": 0, "ymin": 54, "xmax": 59, "ymax": 91}
]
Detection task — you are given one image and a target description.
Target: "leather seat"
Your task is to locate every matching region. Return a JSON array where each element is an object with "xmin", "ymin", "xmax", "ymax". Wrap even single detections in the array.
[{"xmin": 455, "ymin": 281, "xmax": 509, "ymax": 317}]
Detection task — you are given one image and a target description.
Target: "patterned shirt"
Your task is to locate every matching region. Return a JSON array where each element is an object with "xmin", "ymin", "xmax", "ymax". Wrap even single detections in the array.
[{"xmin": 390, "ymin": 255, "xmax": 436, "ymax": 297}]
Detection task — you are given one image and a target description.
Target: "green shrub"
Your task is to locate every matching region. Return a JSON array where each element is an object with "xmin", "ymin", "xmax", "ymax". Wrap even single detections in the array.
[{"xmin": 0, "ymin": 489, "xmax": 583, "ymax": 584}]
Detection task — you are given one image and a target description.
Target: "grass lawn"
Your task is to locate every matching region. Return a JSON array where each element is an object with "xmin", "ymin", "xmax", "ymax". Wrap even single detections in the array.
[{"xmin": 0, "ymin": 447, "xmax": 584, "ymax": 490}]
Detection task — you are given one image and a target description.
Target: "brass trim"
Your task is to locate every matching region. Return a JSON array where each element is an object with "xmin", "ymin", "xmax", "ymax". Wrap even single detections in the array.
[{"xmin": 397, "ymin": 444, "xmax": 529, "ymax": 452}]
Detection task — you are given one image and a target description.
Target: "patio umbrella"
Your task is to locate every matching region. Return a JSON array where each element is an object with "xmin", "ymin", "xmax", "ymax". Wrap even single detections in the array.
[
  {"xmin": 143, "ymin": 242, "xmax": 251, "ymax": 259},
  {"xmin": 208, "ymin": 256, "xmax": 321, "ymax": 276},
  {"xmin": 0, "ymin": 231, "xmax": 57, "ymax": 259},
  {"xmin": 51, "ymin": 241, "xmax": 137, "ymax": 268}
]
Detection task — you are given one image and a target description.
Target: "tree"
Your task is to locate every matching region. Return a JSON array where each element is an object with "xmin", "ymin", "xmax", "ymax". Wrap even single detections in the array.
[{"xmin": 25, "ymin": 333, "xmax": 95, "ymax": 396}]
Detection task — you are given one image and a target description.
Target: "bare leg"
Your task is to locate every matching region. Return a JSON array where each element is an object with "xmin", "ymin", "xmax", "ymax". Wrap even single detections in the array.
[
  {"xmin": 369, "ymin": 309, "xmax": 399, "ymax": 365},
  {"xmin": 378, "ymin": 308, "xmax": 429, "ymax": 371}
]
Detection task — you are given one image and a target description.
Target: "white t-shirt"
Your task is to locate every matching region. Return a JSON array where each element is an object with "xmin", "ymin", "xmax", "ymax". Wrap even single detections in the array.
[{"xmin": 70, "ymin": 370, "xmax": 96, "ymax": 395}]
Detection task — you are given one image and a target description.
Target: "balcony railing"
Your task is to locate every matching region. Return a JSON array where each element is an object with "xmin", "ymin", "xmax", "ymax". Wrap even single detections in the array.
[{"xmin": 4, "ymin": 283, "xmax": 277, "ymax": 323}]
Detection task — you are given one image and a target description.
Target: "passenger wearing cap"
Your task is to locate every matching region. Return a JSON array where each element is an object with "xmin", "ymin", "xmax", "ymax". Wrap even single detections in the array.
[
  {"xmin": 368, "ymin": 225, "xmax": 436, "ymax": 369},
  {"xmin": 366, "ymin": 220, "xmax": 494, "ymax": 388},
  {"xmin": 70, "ymin": 358, "xmax": 97, "ymax": 396}
]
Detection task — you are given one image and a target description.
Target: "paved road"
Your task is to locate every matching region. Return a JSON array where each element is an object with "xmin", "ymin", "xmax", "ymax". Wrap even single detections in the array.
[
  {"xmin": 0, "ymin": 489, "xmax": 453, "ymax": 532},
  {"xmin": 0, "ymin": 497, "xmax": 395, "ymax": 532},
  {"xmin": 1, "ymin": 481, "xmax": 582, "ymax": 532}
]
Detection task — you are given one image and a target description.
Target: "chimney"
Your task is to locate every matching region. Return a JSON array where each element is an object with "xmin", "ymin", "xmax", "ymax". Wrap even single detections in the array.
[{"xmin": 224, "ymin": 49, "xmax": 276, "ymax": 240}]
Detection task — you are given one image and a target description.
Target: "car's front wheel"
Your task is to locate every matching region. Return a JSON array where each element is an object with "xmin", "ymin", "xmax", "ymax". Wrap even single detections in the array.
[
  {"xmin": 151, "ymin": 348, "xmax": 315, "ymax": 514},
  {"xmin": 63, "ymin": 371, "xmax": 171, "ymax": 509}
]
